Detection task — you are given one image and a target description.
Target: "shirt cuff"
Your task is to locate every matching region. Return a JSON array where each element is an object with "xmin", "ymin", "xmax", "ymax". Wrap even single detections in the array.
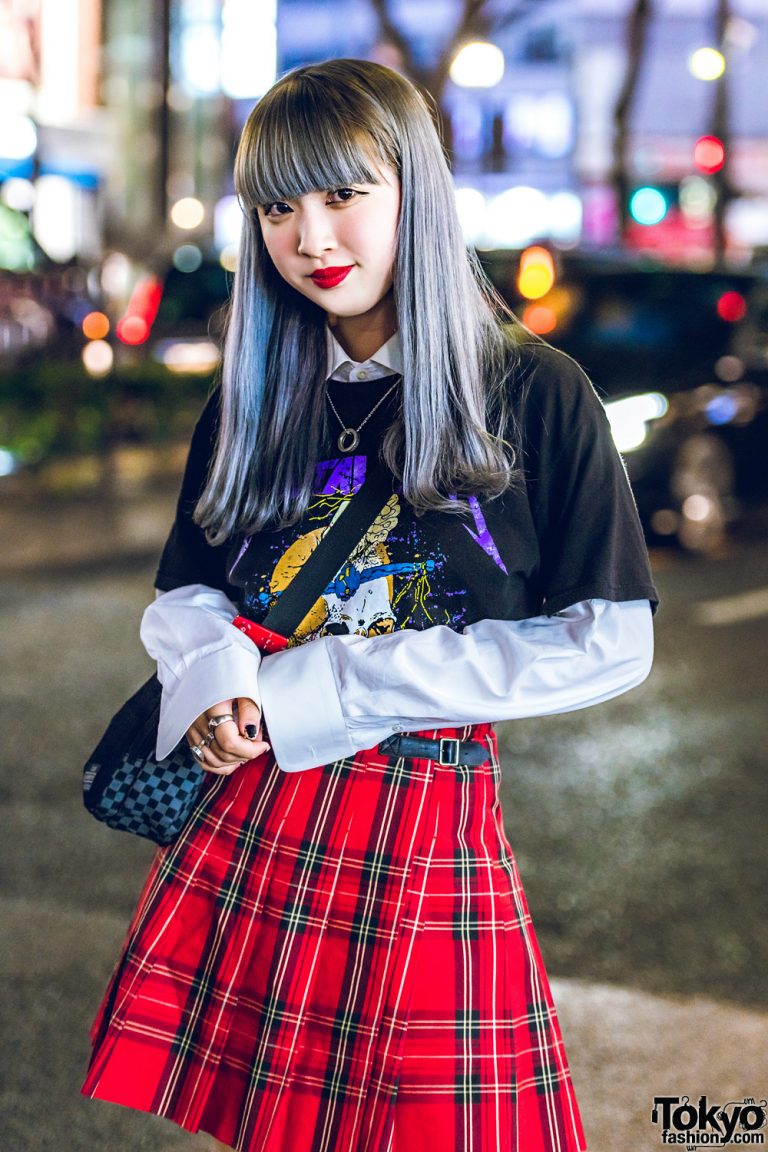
[
  {"xmin": 156, "ymin": 640, "xmax": 261, "ymax": 759},
  {"xmin": 258, "ymin": 638, "xmax": 356, "ymax": 772},
  {"xmin": 257, "ymin": 599, "xmax": 653, "ymax": 772}
]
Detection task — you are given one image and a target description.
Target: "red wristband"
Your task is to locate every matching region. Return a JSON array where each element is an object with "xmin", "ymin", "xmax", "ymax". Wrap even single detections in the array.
[{"xmin": 232, "ymin": 615, "xmax": 290, "ymax": 654}]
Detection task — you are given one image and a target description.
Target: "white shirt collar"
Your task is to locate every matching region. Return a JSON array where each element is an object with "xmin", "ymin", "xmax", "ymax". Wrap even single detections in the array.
[{"xmin": 325, "ymin": 327, "xmax": 403, "ymax": 383}]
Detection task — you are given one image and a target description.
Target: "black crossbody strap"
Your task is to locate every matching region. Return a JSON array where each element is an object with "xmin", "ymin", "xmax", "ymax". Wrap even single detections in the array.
[{"xmin": 260, "ymin": 466, "xmax": 394, "ymax": 637}]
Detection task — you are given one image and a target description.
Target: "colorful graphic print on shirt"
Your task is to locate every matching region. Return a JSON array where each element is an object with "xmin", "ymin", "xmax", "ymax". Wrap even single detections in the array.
[{"xmin": 228, "ymin": 453, "xmax": 507, "ymax": 642}]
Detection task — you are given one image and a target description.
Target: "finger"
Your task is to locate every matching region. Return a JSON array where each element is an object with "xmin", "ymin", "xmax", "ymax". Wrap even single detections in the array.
[
  {"xmin": 188, "ymin": 735, "xmax": 246, "ymax": 776},
  {"xmin": 235, "ymin": 697, "xmax": 263, "ymax": 741},
  {"xmin": 210, "ymin": 713, "xmax": 268, "ymax": 761},
  {"xmin": 194, "ymin": 730, "xmax": 270, "ymax": 767},
  {"xmin": 205, "ymin": 701, "xmax": 250, "ymax": 752},
  {"xmin": 202, "ymin": 754, "xmax": 243, "ymax": 776},
  {"xmin": 187, "ymin": 703, "xmax": 239, "ymax": 762},
  {"xmin": 187, "ymin": 702, "xmax": 232, "ymax": 748},
  {"xmin": 189, "ymin": 739, "xmax": 269, "ymax": 774},
  {"xmin": 209, "ymin": 739, "xmax": 270, "ymax": 766},
  {"xmin": 205, "ymin": 731, "xmax": 271, "ymax": 766},
  {"xmin": 187, "ymin": 724, "xmax": 232, "ymax": 768}
]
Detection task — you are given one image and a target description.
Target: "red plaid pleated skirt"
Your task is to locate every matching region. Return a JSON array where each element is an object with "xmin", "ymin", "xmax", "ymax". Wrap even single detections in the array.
[{"xmin": 83, "ymin": 725, "xmax": 586, "ymax": 1152}]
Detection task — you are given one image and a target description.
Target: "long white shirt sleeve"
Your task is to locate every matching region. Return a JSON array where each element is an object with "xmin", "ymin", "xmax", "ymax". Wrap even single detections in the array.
[
  {"xmin": 141, "ymin": 584, "xmax": 653, "ymax": 766},
  {"xmin": 141, "ymin": 584, "xmax": 262, "ymax": 758}
]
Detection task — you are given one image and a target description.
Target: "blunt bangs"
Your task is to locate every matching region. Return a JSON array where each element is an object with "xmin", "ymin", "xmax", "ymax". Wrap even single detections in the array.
[{"xmin": 236, "ymin": 72, "xmax": 398, "ymax": 209}]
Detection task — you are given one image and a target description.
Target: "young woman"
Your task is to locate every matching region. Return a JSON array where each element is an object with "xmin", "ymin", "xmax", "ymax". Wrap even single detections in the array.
[{"xmin": 83, "ymin": 59, "xmax": 657, "ymax": 1152}]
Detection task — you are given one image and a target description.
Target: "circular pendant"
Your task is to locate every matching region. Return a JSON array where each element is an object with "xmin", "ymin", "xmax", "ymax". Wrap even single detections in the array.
[{"xmin": 338, "ymin": 427, "xmax": 360, "ymax": 453}]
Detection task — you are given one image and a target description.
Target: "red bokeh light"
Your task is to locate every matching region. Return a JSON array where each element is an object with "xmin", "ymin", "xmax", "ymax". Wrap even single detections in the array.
[
  {"xmin": 116, "ymin": 315, "xmax": 150, "ymax": 345},
  {"xmin": 716, "ymin": 291, "xmax": 747, "ymax": 323},
  {"xmin": 114, "ymin": 275, "xmax": 163, "ymax": 346},
  {"xmin": 694, "ymin": 135, "xmax": 725, "ymax": 175}
]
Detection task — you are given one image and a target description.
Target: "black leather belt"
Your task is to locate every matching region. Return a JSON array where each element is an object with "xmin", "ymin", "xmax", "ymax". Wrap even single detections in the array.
[{"xmin": 379, "ymin": 733, "xmax": 488, "ymax": 767}]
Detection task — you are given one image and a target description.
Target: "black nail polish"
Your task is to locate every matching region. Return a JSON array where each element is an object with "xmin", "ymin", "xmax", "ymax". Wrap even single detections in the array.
[{"xmin": 245, "ymin": 724, "xmax": 258, "ymax": 739}]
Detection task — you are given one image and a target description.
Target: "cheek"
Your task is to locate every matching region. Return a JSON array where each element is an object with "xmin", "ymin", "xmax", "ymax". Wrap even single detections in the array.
[
  {"xmin": 371, "ymin": 202, "xmax": 399, "ymax": 270},
  {"xmin": 355, "ymin": 216, "xmax": 398, "ymax": 273},
  {"xmin": 260, "ymin": 228, "xmax": 294, "ymax": 276}
]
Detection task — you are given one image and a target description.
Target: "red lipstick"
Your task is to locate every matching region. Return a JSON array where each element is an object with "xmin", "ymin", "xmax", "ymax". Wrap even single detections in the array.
[{"xmin": 310, "ymin": 266, "xmax": 353, "ymax": 289}]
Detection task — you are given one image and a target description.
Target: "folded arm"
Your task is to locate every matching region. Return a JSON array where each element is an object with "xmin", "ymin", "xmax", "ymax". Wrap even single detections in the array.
[{"xmin": 143, "ymin": 585, "xmax": 653, "ymax": 769}]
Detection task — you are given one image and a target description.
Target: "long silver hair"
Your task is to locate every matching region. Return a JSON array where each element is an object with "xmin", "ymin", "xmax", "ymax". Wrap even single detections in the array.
[{"xmin": 196, "ymin": 58, "xmax": 519, "ymax": 543}]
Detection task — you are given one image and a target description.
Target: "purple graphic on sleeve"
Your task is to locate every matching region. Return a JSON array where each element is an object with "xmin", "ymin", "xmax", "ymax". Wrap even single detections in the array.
[
  {"xmin": 455, "ymin": 495, "xmax": 508, "ymax": 574},
  {"xmin": 229, "ymin": 535, "xmax": 251, "ymax": 578}
]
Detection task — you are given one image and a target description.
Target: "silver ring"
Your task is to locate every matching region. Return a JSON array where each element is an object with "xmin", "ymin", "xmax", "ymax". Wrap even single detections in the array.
[
  {"xmin": 208, "ymin": 713, "xmax": 235, "ymax": 731},
  {"xmin": 191, "ymin": 744, "xmax": 206, "ymax": 764}
]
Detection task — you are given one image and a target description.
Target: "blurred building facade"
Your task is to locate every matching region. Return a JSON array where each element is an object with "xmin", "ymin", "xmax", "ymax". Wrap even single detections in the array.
[
  {"xmin": 1, "ymin": 0, "xmax": 767, "ymax": 270},
  {"xmin": 0, "ymin": 0, "xmax": 107, "ymax": 266}
]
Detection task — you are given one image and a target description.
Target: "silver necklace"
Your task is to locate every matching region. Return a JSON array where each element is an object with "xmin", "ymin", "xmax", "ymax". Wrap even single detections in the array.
[{"xmin": 326, "ymin": 377, "xmax": 400, "ymax": 453}]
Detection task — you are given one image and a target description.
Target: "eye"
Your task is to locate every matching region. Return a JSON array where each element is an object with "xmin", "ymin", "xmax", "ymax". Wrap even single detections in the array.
[
  {"xmin": 327, "ymin": 187, "xmax": 366, "ymax": 205},
  {"xmin": 260, "ymin": 201, "xmax": 292, "ymax": 219}
]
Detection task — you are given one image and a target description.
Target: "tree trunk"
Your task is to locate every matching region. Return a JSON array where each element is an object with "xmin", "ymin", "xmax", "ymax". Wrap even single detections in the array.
[
  {"xmin": 368, "ymin": 0, "xmax": 487, "ymax": 158},
  {"xmin": 711, "ymin": 0, "xmax": 732, "ymax": 265},
  {"xmin": 611, "ymin": 0, "xmax": 654, "ymax": 242}
]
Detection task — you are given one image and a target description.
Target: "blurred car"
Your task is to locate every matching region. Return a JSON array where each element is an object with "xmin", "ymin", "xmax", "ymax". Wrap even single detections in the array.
[
  {"xmin": 730, "ymin": 275, "xmax": 768, "ymax": 384},
  {"xmin": 110, "ymin": 252, "xmax": 230, "ymax": 375},
  {"xmin": 479, "ymin": 252, "xmax": 768, "ymax": 551}
]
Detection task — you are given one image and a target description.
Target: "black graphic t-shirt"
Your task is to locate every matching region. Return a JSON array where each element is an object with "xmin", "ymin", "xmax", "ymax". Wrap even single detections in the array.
[{"xmin": 155, "ymin": 342, "xmax": 658, "ymax": 638}]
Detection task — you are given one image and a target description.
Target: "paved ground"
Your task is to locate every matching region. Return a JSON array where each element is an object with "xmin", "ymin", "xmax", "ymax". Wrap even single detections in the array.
[{"xmin": 1, "ymin": 481, "xmax": 766, "ymax": 1152}]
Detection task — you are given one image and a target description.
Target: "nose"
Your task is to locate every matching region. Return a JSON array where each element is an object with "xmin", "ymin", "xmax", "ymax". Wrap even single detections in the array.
[{"xmin": 297, "ymin": 204, "xmax": 337, "ymax": 259}]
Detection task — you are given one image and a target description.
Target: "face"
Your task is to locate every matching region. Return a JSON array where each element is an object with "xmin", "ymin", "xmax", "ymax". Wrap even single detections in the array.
[{"xmin": 256, "ymin": 164, "xmax": 401, "ymax": 330}]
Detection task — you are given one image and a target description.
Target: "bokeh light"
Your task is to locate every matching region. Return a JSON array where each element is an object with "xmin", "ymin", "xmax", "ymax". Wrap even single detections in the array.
[
  {"xmin": 0, "ymin": 449, "xmax": 17, "ymax": 477},
  {"xmin": 214, "ymin": 195, "xmax": 243, "ymax": 251},
  {"xmin": 689, "ymin": 47, "xmax": 726, "ymax": 81},
  {"xmin": 714, "ymin": 356, "xmax": 744, "ymax": 383},
  {"xmin": 547, "ymin": 191, "xmax": 582, "ymax": 246},
  {"xmin": 33, "ymin": 176, "xmax": 79, "ymax": 262},
  {"xmin": 522, "ymin": 304, "xmax": 557, "ymax": 335},
  {"xmin": 629, "ymin": 186, "xmax": 668, "ymax": 226},
  {"xmin": 219, "ymin": 244, "xmax": 239, "ymax": 272},
  {"xmin": 1, "ymin": 178, "xmax": 36, "ymax": 212},
  {"xmin": 171, "ymin": 197, "xmax": 205, "ymax": 230},
  {"xmin": 82, "ymin": 311, "xmax": 110, "ymax": 340},
  {"xmin": 0, "ymin": 115, "xmax": 37, "ymax": 160},
  {"xmin": 450, "ymin": 42, "xmax": 505, "ymax": 88},
  {"xmin": 682, "ymin": 494, "xmax": 714, "ymax": 522},
  {"xmin": 605, "ymin": 393, "xmax": 669, "ymax": 452},
  {"xmin": 517, "ymin": 246, "xmax": 555, "ymax": 300},
  {"xmin": 694, "ymin": 135, "xmax": 726, "ymax": 174},
  {"xmin": 116, "ymin": 315, "xmax": 150, "ymax": 345},
  {"xmin": 172, "ymin": 244, "xmax": 203, "ymax": 273},
  {"xmin": 486, "ymin": 186, "xmax": 548, "ymax": 248},
  {"xmin": 82, "ymin": 340, "xmax": 114, "ymax": 376},
  {"xmin": 454, "ymin": 187, "xmax": 487, "ymax": 244},
  {"xmin": 679, "ymin": 175, "xmax": 717, "ymax": 223},
  {"xmin": 716, "ymin": 291, "xmax": 747, "ymax": 322}
]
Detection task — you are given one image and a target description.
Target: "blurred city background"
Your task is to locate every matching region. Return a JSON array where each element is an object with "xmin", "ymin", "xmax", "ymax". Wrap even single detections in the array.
[{"xmin": 1, "ymin": 1, "xmax": 767, "ymax": 1150}]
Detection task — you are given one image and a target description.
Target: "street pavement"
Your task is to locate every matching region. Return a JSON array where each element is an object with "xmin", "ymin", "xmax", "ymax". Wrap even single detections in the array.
[{"xmin": 1, "ymin": 481, "xmax": 767, "ymax": 1152}]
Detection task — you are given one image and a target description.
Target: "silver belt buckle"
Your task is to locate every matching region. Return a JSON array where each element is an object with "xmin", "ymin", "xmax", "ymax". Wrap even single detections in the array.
[{"xmin": 438, "ymin": 737, "xmax": 461, "ymax": 766}]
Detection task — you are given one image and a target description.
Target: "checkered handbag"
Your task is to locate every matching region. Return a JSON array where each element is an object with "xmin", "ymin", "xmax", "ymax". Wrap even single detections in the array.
[{"xmin": 82, "ymin": 674, "xmax": 205, "ymax": 846}]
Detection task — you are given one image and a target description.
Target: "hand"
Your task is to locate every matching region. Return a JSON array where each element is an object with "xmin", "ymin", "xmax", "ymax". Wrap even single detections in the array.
[{"xmin": 186, "ymin": 697, "xmax": 270, "ymax": 775}]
